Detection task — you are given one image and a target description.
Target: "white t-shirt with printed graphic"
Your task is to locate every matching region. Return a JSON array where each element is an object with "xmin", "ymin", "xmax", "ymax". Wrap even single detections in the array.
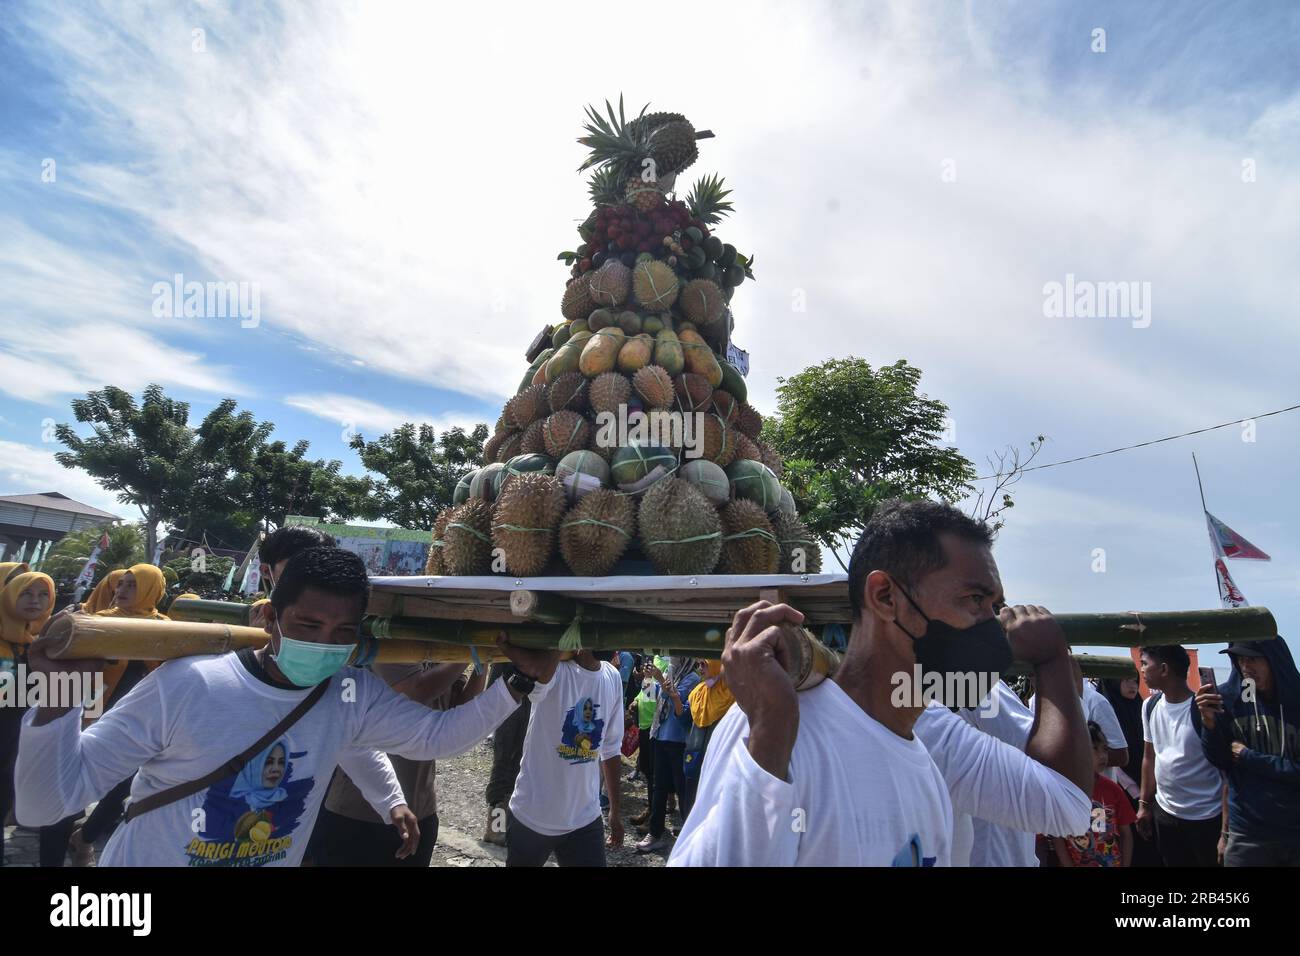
[
  {"xmin": 16, "ymin": 653, "xmax": 519, "ymax": 867},
  {"xmin": 509, "ymin": 660, "xmax": 625, "ymax": 837}
]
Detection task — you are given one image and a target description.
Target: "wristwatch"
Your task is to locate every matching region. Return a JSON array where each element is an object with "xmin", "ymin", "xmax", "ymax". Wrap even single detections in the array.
[{"xmin": 505, "ymin": 666, "xmax": 537, "ymax": 697}]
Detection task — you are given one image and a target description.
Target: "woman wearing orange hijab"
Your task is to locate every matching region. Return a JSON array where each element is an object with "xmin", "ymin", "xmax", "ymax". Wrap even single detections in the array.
[{"xmin": 0, "ymin": 570, "xmax": 55, "ymax": 865}]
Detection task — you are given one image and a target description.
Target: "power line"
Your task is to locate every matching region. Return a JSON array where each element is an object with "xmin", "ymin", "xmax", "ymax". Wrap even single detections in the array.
[{"xmin": 976, "ymin": 402, "xmax": 1300, "ymax": 481}]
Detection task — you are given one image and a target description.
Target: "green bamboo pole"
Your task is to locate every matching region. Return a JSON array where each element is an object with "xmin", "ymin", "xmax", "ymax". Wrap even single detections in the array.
[
  {"xmin": 166, "ymin": 598, "xmax": 253, "ymax": 627},
  {"xmin": 364, "ymin": 606, "xmax": 1274, "ymax": 653},
  {"xmin": 1007, "ymin": 654, "xmax": 1137, "ymax": 680}
]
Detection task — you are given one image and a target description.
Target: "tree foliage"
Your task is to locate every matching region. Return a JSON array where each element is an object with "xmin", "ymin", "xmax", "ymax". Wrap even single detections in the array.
[
  {"xmin": 761, "ymin": 358, "xmax": 976, "ymax": 570},
  {"xmin": 349, "ymin": 423, "xmax": 488, "ymax": 530},
  {"xmin": 41, "ymin": 523, "xmax": 146, "ymax": 586}
]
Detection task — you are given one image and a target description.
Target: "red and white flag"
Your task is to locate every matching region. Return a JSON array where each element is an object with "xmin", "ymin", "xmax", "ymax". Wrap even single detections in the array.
[
  {"xmin": 1213, "ymin": 558, "xmax": 1249, "ymax": 608},
  {"xmin": 1205, "ymin": 512, "xmax": 1270, "ymax": 561},
  {"xmin": 74, "ymin": 532, "xmax": 110, "ymax": 588}
]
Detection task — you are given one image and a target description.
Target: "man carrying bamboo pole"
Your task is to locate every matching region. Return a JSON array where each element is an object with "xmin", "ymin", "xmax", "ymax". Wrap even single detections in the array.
[
  {"xmin": 670, "ymin": 499, "xmax": 1093, "ymax": 867},
  {"xmin": 15, "ymin": 548, "xmax": 556, "ymax": 867}
]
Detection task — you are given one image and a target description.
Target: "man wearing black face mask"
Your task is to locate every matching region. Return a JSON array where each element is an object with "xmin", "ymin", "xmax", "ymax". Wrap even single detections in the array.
[{"xmin": 670, "ymin": 499, "xmax": 1093, "ymax": 866}]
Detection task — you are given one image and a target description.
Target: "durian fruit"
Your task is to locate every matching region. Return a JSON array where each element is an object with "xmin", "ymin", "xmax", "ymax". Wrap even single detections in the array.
[
  {"xmin": 736, "ymin": 401, "xmax": 763, "ymax": 439},
  {"xmin": 559, "ymin": 488, "xmax": 636, "ymax": 575},
  {"xmin": 442, "ymin": 499, "xmax": 494, "ymax": 575},
  {"xmin": 588, "ymin": 259, "xmax": 631, "ymax": 307},
  {"xmin": 505, "ymin": 384, "xmax": 548, "ymax": 430},
  {"xmin": 672, "ymin": 373, "xmax": 713, "ymax": 413},
  {"xmin": 700, "ymin": 413, "xmax": 736, "ymax": 467},
  {"xmin": 543, "ymin": 410, "xmax": 592, "ymax": 459},
  {"xmin": 710, "ymin": 389, "xmax": 738, "ymax": 425},
  {"xmin": 679, "ymin": 279, "xmax": 725, "ymax": 328},
  {"xmin": 631, "ymin": 111, "xmax": 700, "ymax": 176},
  {"xmin": 632, "ymin": 260, "xmax": 679, "ymax": 311},
  {"xmin": 556, "ymin": 449, "xmax": 610, "ymax": 502},
  {"xmin": 519, "ymin": 419, "xmax": 546, "ymax": 455},
  {"xmin": 757, "ymin": 440, "xmax": 784, "ymax": 478},
  {"xmin": 637, "ymin": 476, "xmax": 722, "ymax": 575},
  {"xmin": 589, "ymin": 370, "xmax": 631, "ymax": 416},
  {"xmin": 678, "ymin": 458, "xmax": 730, "ymax": 507},
  {"xmin": 493, "ymin": 413, "xmax": 509, "ymax": 435},
  {"xmin": 726, "ymin": 459, "xmax": 783, "ymax": 512},
  {"xmin": 719, "ymin": 499, "xmax": 780, "ymax": 575},
  {"xmin": 632, "ymin": 364, "xmax": 674, "ymax": 410},
  {"xmin": 548, "ymin": 372, "xmax": 588, "ymax": 413},
  {"xmin": 773, "ymin": 511, "xmax": 821, "ymax": 574},
  {"xmin": 482, "ymin": 431, "xmax": 506, "ymax": 465},
  {"xmin": 496, "ymin": 430, "xmax": 524, "ymax": 463},
  {"xmin": 491, "ymin": 473, "xmax": 566, "ymax": 576},
  {"xmin": 425, "ymin": 506, "xmax": 456, "ymax": 574},
  {"xmin": 733, "ymin": 433, "xmax": 761, "ymax": 462},
  {"xmin": 561, "ymin": 274, "xmax": 595, "ymax": 321},
  {"xmin": 470, "ymin": 463, "xmax": 506, "ymax": 501}
]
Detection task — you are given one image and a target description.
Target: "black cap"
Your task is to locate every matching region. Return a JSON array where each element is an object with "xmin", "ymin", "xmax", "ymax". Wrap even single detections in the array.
[{"xmin": 1221, "ymin": 642, "xmax": 1267, "ymax": 659}]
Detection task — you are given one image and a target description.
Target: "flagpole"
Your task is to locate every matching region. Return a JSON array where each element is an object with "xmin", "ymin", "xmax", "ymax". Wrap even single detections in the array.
[{"xmin": 1192, "ymin": 452, "xmax": 1208, "ymax": 513}]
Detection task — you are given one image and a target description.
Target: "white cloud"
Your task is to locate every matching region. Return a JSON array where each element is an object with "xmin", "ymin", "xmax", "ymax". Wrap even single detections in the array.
[
  {"xmin": 282, "ymin": 393, "xmax": 483, "ymax": 437},
  {"xmin": 0, "ymin": 440, "xmax": 129, "ymax": 519}
]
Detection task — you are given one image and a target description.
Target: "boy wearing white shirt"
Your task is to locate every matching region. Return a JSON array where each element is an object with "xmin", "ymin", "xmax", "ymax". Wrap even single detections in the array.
[
  {"xmin": 1137, "ymin": 644, "xmax": 1223, "ymax": 866},
  {"xmin": 507, "ymin": 649, "xmax": 625, "ymax": 866}
]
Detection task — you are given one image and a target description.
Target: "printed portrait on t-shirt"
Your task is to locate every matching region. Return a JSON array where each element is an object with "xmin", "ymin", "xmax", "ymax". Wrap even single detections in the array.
[
  {"xmin": 557, "ymin": 695, "xmax": 605, "ymax": 762},
  {"xmin": 184, "ymin": 736, "xmax": 314, "ymax": 867}
]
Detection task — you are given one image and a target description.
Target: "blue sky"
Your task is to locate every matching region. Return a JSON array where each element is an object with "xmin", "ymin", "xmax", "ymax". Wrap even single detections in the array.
[{"xmin": 2, "ymin": 1, "xmax": 1297, "ymax": 674}]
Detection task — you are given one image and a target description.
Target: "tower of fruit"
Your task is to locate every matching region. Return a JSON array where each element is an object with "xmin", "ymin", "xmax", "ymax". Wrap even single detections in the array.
[{"xmin": 428, "ymin": 97, "xmax": 821, "ymax": 580}]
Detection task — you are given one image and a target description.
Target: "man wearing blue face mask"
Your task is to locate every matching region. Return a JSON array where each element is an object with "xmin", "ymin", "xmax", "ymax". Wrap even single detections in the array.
[
  {"xmin": 17, "ymin": 547, "xmax": 557, "ymax": 867},
  {"xmin": 670, "ymin": 499, "xmax": 1094, "ymax": 867}
]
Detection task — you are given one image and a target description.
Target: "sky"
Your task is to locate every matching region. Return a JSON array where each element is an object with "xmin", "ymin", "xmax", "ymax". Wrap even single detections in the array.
[{"xmin": 2, "ymin": 0, "xmax": 1297, "ymax": 675}]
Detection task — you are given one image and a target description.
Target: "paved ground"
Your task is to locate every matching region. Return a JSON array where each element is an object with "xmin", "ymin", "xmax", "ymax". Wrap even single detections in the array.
[{"xmin": 3, "ymin": 738, "xmax": 673, "ymax": 868}]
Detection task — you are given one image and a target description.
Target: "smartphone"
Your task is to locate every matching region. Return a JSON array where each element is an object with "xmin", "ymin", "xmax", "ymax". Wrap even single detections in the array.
[{"xmin": 1198, "ymin": 667, "xmax": 1217, "ymax": 691}]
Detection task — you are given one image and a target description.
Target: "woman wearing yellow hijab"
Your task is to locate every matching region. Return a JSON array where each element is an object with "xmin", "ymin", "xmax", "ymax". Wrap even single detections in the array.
[
  {"xmin": 1, "ymin": 570, "xmax": 55, "ymax": 866},
  {"xmin": 80, "ymin": 569, "xmax": 126, "ymax": 615},
  {"xmin": 50, "ymin": 564, "xmax": 171, "ymax": 866},
  {"xmin": 0, "ymin": 561, "xmax": 29, "ymax": 588},
  {"xmin": 98, "ymin": 564, "xmax": 168, "ymax": 621}
]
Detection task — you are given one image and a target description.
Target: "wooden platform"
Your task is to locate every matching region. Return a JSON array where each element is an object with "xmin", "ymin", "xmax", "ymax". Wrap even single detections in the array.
[{"xmin": 367, "ymin": 573, "xmax": 851, "ymax": 626}]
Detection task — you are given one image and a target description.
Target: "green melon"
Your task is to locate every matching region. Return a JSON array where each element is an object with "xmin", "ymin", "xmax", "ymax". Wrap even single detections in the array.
[
  {"xmin": 678, "ymin": 458, "xmax": 730, "ymax": 507},
  {"xmin": 555, "ymin": 449, "xmax": 611, "ymax": 502},
  {"xmin": 469, "ymin": 462, "xmax": 506, "ymax": 502},
  {"xmin": 725, "ymin": 459, "xmax": 782, "ymax": 512},
  {"xmin": 495, "ymin": 453, "xmax": 557, "ymax": 498},
  {"xmin": 611, "ymin": 444, "xmax": 679, "ymax": 491},
  {"xmin": 453, "ymin": 472, "xmax": 474, "ymax": 505}
]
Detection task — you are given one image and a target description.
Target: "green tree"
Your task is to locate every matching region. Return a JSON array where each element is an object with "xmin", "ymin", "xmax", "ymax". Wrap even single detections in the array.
[
  {"xmin": 349, "ymin": 423, "xmax": 488, "ymax": 530},
  {"xmin": 761, "ymin": 357, "xmax": 976, "ymax": 571},
  {"xmin": 55, "ymin": 386, "xmax": 201, "ymax": 558},
  {"xmin": 41, "ymin": 523, "xmax": 146, "ymax": 586}
]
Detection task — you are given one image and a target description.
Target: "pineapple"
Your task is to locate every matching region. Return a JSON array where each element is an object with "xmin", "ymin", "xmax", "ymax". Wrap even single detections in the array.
[
  {"xmin": 624, "ymin": 175, "xmax": 665, "ymax": 212},
  {"xmin": 578, "ymin": 95, "xmax": 711, "ymax": 184},
  {"xmin": 631, "ymin": 111, "xmax": 704, "ymax": 177},
  {"xmin": 687, "ymin": 173, "xmax": 734, "ymax": 225}
]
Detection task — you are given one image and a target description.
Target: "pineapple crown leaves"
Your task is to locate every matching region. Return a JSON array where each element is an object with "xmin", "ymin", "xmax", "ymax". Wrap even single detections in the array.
[
  {"xmin": 577, "ymin": 94, "xmax": 652, "ymax": 176},
  {"xmin": 586, "ymin": 166, "xmax": 624, "ymax": 206},
  {"xmin": 686, "ymin": 173, "xmax": 734, "ymax": 224}
]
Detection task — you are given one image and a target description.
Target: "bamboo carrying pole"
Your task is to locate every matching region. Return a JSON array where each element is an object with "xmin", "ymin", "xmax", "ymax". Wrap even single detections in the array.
[{"xmin": 36, "ymin": 614, "xmax": 511, "ymax": 667}]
